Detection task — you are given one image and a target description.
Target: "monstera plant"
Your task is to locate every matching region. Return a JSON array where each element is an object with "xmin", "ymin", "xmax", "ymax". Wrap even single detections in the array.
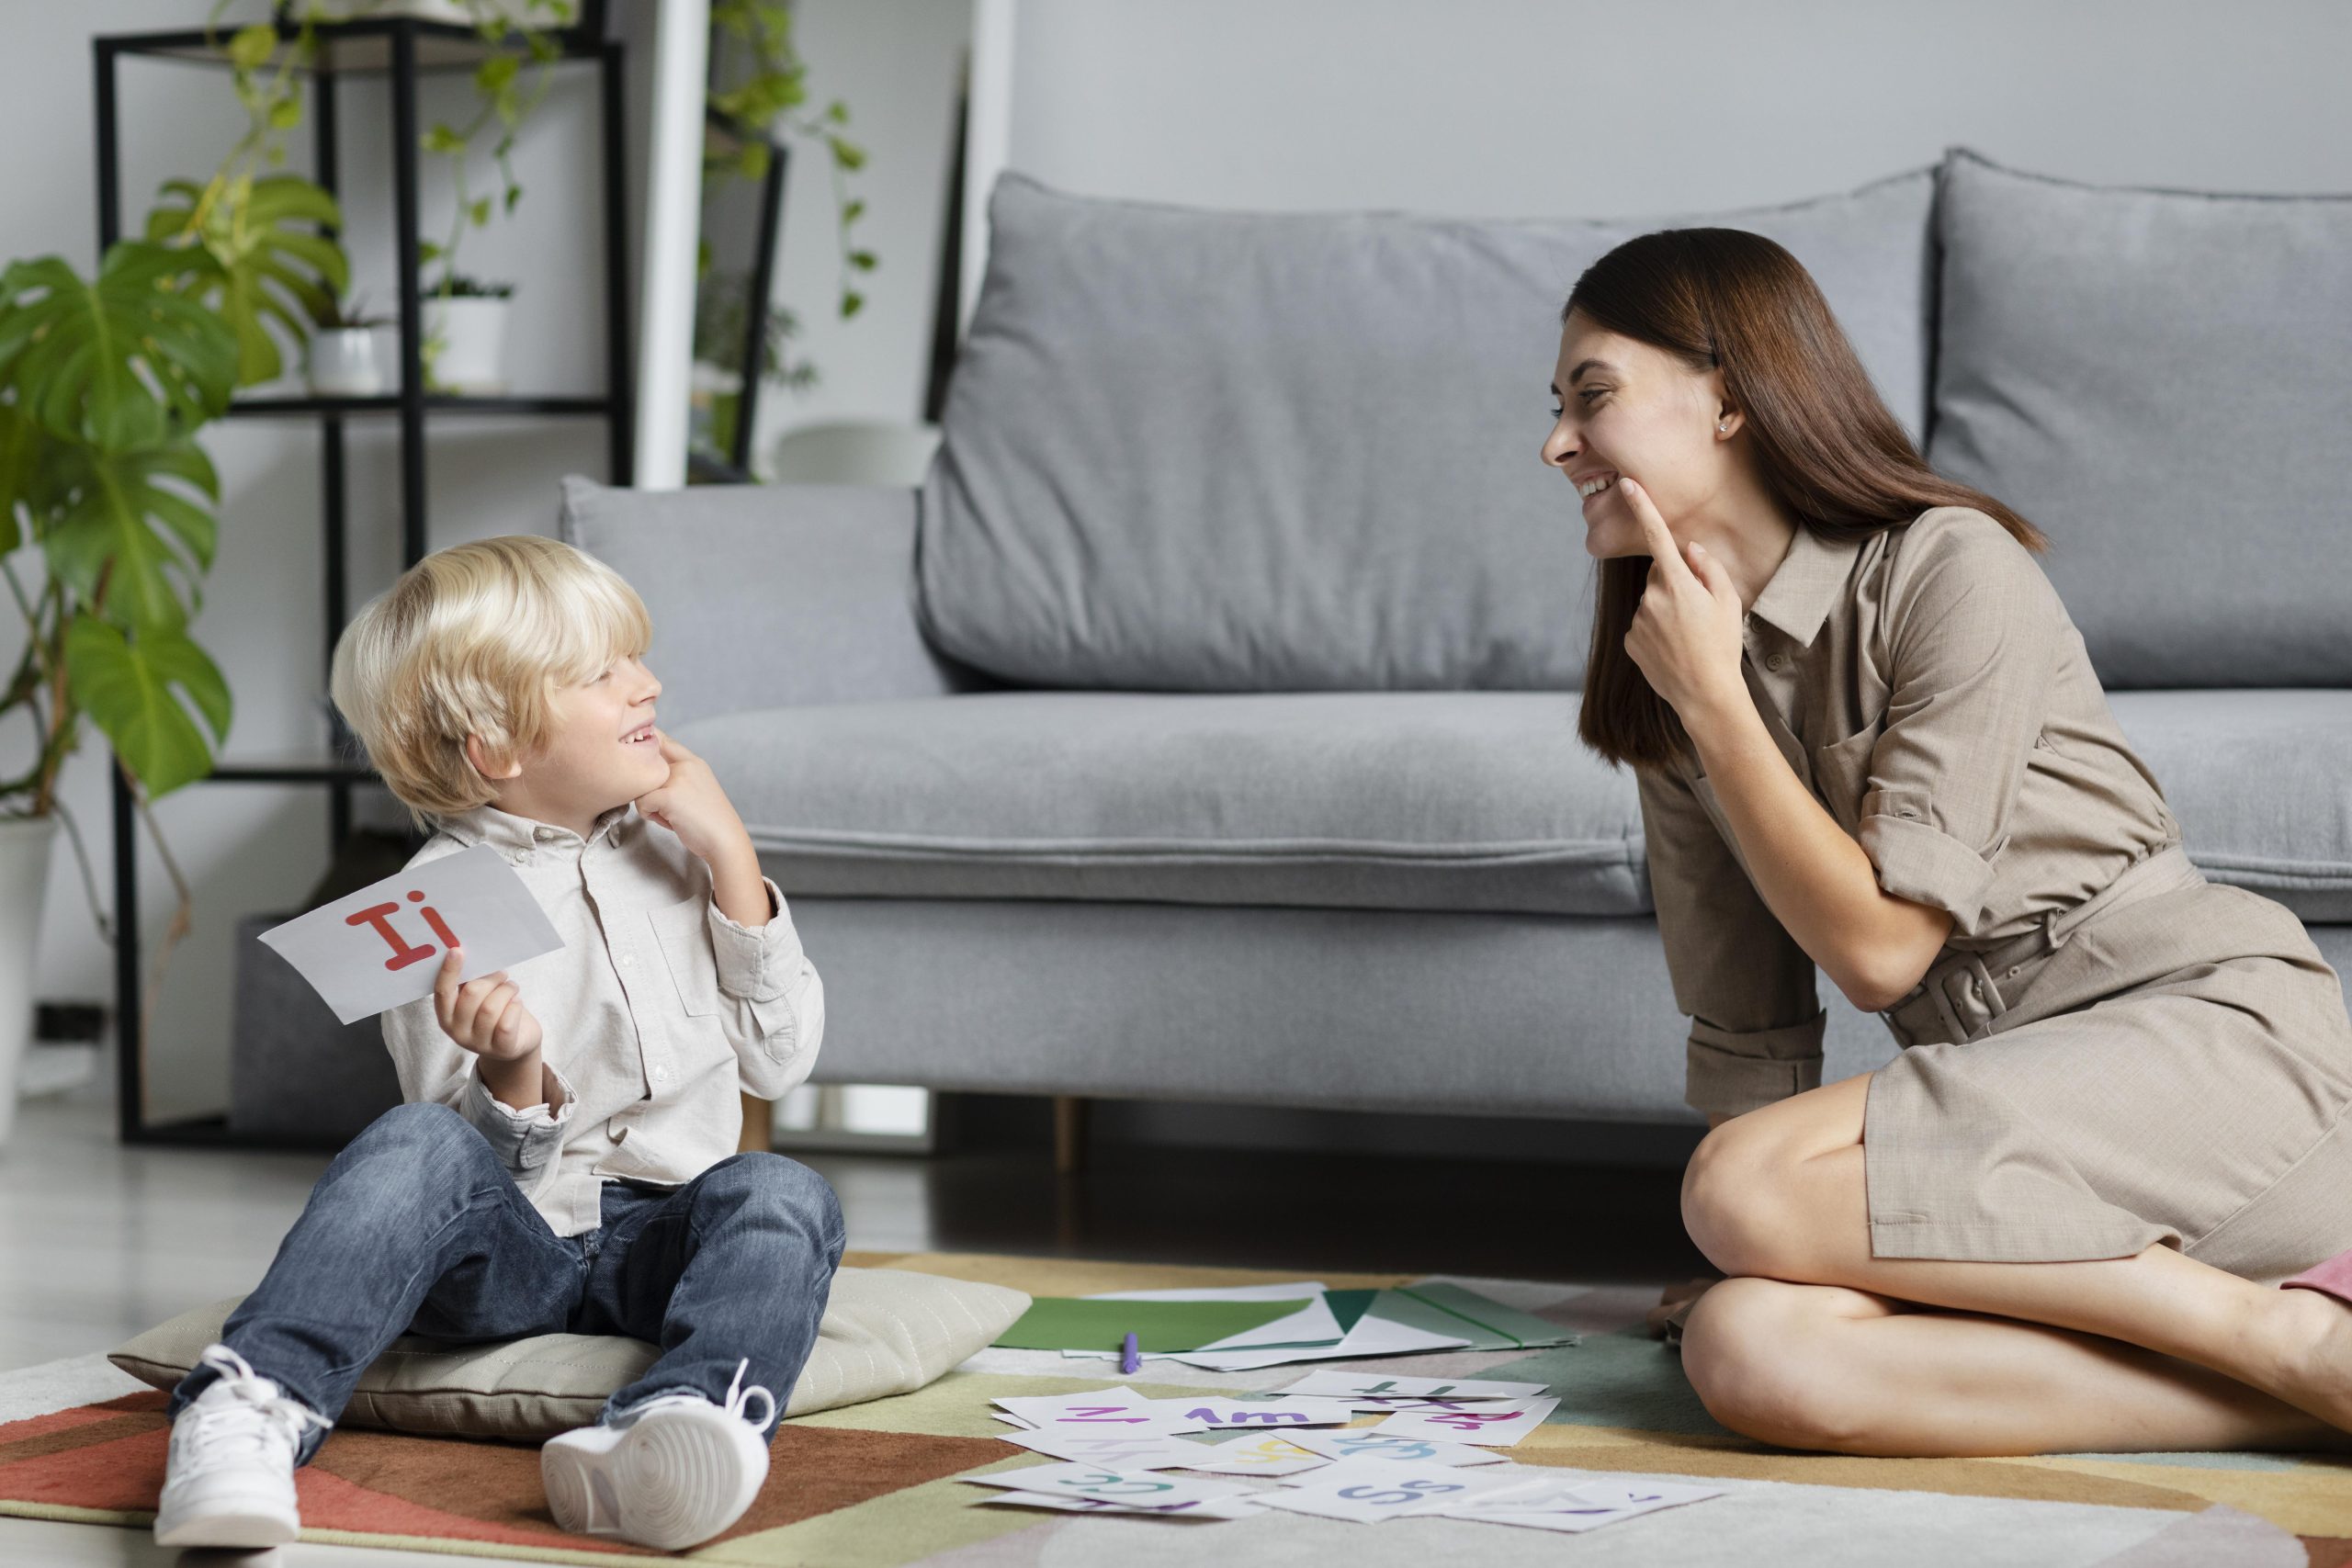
[{"xmin": 0, "ymin": 15, "xmax": 346, "ymax": 1127}]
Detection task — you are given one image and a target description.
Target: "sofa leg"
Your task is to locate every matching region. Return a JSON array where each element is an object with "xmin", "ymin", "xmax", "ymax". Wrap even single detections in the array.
[
  {"xmin": 1053, "ymin": 1095, "xmax": 1089, "ymax": 1177},
  {"xmin": 738, "ymin": 1090, "xmax": 774, "ymax": 1154}
]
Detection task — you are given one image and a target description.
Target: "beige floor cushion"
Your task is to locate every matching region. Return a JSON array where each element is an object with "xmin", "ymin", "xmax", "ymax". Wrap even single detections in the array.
[{"xmin": 109, "ymin": 1265, "xmax": 1030, "ymax": 1441}]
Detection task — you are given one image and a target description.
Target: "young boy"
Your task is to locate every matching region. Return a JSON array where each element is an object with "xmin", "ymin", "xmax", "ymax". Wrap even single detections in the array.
[{"xmin": 153, "ymin": 535, "xmax": 845, "ymax": 1551}]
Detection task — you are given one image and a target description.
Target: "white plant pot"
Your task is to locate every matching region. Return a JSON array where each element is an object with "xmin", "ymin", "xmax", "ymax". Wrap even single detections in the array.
[
  {"xmin": 307, "ymin": 327, "xmax": 385, "ymax": 398},
  {"xmin": 424, "ymin": 297, "xmax": 512, "ymax": 394},
  {"xmin": 0, "ymin": 815, "xmax": 59, "ymax": 1149},
  {"xmin": 311, "ymin": 0, "xmax": 477, "ymax": 21}
]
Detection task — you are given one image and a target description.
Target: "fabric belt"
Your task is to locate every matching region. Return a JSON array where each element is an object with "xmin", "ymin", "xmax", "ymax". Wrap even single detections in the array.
[{"xmin": 1879, "ymin": 841, "xmax": 2204, "ymax": 1048}]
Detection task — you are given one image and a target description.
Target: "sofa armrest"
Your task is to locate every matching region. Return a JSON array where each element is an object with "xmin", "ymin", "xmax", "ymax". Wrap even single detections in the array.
[{"xmin": 559, "ymin": 475, "xmax": 975, "ymax": 727}]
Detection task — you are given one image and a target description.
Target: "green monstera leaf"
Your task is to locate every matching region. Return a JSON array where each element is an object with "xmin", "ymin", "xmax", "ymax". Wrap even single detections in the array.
[
  {"xmin": 40, "ymin": 439, "xmax": 220, "ymax": 636},
  {"xmin": 64, "ymin": 614, "xmax": 231, "ymax": 798},
  {"xmin": 0, "ymin": 243, "xmax": 236, "ymax": 448},
  {"xmin": 147, "ymin": 172, "xmax": 347, "ymax": 387}
]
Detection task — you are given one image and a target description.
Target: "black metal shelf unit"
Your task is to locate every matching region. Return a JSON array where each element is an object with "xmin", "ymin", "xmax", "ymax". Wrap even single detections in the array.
[{"xmin": 92, "ymin": 11, "xmax": 634, "ymax": 1145}]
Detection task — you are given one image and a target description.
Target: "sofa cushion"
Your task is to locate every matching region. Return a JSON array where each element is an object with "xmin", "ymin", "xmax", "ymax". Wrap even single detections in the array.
[
  {"xmin": 675, "ymin": 692, "xmax": 1648, "ymax": 917},
  {"xmin": 1927, "ymin": 148, "xmax": 2352, "ymax": 688},
  {"xmin": 920, "ymin": 168, "xmax": 1938, "ymax": 693},
  {"xmin": 2109, "ymin": 690, "xmax": 2352, "ymax": 920},
  {"xmin": 108, "ymin": 1266, "xmax": 1032, "ymax": 1442}
]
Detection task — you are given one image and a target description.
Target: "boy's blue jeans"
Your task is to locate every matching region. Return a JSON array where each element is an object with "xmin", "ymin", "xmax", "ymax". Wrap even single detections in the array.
[{"xmin": 164, "ymin": 1100, "xmax": 846, "ymax": 1466}]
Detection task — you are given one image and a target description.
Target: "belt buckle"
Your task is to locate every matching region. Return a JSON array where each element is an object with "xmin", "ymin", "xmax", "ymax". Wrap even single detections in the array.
[{"xmin": 1929, "ymin": 950, "xmax": 2002, "ymax": 1043}]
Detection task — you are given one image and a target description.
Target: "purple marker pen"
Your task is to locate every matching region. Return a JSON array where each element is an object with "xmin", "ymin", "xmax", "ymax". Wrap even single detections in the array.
[{"xmin": 1120, "ymin": 1331, "xmax": 1141, "ymax": 1374}]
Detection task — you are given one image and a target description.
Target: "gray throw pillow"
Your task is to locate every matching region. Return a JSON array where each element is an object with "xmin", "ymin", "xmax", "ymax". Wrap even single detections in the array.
[{"xmin": 1926, "ymin": 147, "xmax": 2352, "ymax": 688}]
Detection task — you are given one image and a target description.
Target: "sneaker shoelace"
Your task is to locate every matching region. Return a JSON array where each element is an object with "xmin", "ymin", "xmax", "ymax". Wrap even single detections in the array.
[
  {"xmin": 619, "ymin": 1358, "xmax": 776, "ymax": 1434},
  {"xmin": 174, "ymin": 1345, "xmax": 334, "ymax": 1478}
]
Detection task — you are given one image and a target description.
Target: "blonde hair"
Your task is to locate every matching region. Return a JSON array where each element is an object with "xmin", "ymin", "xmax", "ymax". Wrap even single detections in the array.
[{"xmin": 330, "ymin": 535, "xmax": 652, "ymax": 828}]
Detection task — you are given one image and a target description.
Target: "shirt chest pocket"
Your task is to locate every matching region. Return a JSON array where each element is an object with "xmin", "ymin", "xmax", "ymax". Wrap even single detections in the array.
[
  {"xmin": 1811, "ymin": 714, "xmax": 1887, "ymax": 838},
  {"xmin": 646, "ymin": 896, "xmax": 723, "ymax": 1020}
]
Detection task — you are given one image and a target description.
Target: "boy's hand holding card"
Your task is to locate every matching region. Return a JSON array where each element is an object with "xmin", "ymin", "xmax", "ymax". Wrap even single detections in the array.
[{"xmin": 258, "ymin": 843, "xmax": 565, "ymax": 1024}]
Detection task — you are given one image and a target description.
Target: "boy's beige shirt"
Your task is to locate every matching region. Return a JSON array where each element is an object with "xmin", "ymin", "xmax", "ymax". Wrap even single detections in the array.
[
  {"xmin": 380, "ymin": 801, "xmax": 824, "ymax": 1236},
  {"xmin": 1636, "ymin": 506, "xmax": 2180, "ymax": 1120}
]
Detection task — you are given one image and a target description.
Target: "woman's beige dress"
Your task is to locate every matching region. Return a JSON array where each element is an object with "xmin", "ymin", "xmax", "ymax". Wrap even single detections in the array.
[{"xmin": 1637, "ymin": 505, "xmax": 2352, "ymax": 1285}]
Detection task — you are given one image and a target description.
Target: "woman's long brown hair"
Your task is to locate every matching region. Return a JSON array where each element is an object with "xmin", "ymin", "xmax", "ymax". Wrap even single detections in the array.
[{"xmin": 1569, "ymin": 228, "xmax": 2046, "ymax": 773}]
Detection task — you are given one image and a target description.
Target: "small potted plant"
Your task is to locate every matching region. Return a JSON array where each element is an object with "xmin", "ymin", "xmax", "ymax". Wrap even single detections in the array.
[
  {"xmin": 306, "ymin": 293, "xmax": 391, "ymax": 397},
  {"xmin": 423, "ymin": 274, "xmax": 515, "ymax": 394}
]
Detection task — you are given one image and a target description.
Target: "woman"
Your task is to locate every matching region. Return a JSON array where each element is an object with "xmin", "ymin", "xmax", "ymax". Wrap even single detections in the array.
[{"xmin": 1545, "ymin": 227, "xmax": 2352, "ymax": 1457}]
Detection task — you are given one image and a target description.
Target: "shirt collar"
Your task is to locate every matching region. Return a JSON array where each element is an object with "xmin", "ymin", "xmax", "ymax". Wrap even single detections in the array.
[
  {"xmin": 437, "ymin": 801, "xmax": 635, "ymax": 856},
  {"xmin": 1746, "ymin": 523, "xmax": 1867, "ymax": 648}
]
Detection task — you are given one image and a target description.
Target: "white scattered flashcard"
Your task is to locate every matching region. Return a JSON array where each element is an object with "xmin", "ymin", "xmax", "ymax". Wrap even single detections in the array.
[
  {"xmin": 1170, "ymin": 1312, "xmax": 1470, "ymax": 1372},
  {"xmin": 1084, "ymin": 1282, "xmax": 1346, "ymax": 1358},
  {"xmin": 1151, "ymin": 1396, "xmax": 1356, "ymax": 1431},
  {"xmin": 993, "ymin": 1430, "xmax": 1207, "ymax": 1470},
  {"xmin": 1250, "ymin": 1458, "xmax": 1537, "ymax": 1524},
  {"xmin": 958, "ymin": 1461, "xmax": 1251, "ymax": 1514},
  {"xmin": 1287, "ymin": 1430, "xmax": 1508, "ymax": 1468},
  {"xmin": 1368, "ymin": 1395, "xmax": 1561, "ymax": 1448},
  {"xmin": 1168, "ymin": 1433, "xmax": 1329, "ymax": 1477},
  {"xmin": 1432, "ymin": 1476, "xmax": 1724, "ymax": 1532},
  {"xmin": 989, "ymin": 1388, "xmax": 1206, "ymax": 1437},
  {"xmin": 1274, "ymin": 1372, "xmax": 1549, "ymax": 1402},
  {"xmin": 258, "ymin": 843, "xmax": 564, "ymax": 1024},
  {"xmin": 981, "ymin": 1489, "xmax": 1262, "ymax": 1519}
]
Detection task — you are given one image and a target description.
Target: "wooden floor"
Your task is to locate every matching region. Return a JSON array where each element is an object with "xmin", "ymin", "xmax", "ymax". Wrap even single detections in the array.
[{"xmin": 0, "ymin": 1080, "xmax": 1702, "ymax": 1563}]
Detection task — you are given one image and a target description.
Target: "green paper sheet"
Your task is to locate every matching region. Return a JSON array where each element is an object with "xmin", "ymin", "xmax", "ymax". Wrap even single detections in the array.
[
  {"xmin": 1365, "ymin": 1282, "xmax": 1579, "ymax": 1351},
  {"xmin": 992, "ymin": 1296, "xmax": 1314, "ymax": 1353}
]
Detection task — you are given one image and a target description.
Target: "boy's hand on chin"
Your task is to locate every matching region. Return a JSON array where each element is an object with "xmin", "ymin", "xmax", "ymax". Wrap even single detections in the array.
[
  {"xmin": 434, "ymin": 945, "xmax": 542, "ymax": 1062},
  {"xmin": 635, "ymin": 728, "xmax": 752, "ymax": 864}
]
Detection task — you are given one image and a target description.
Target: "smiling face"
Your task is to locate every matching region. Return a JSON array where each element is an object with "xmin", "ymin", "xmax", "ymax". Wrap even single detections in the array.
[
  {"xmin": 470, "ymin": 651, "xmax": 667, "ymax": 837},
  {"xmin": 1540, "ymin": 310, "xmax": 1737, "ymax": 560}
]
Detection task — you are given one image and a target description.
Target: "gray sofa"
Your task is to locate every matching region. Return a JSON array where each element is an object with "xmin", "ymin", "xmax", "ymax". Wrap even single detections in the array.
[{"xmin": 559, "ymin": 146, "xmax": 2352, "ymax": 1132}]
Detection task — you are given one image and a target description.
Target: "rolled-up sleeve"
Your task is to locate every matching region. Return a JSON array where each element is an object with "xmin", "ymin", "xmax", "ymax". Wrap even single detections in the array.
[
  {"xmin": 1637, "ymin": 760, "xmax": 1826, "ymax": 1119},
  {"xmin": 707, "ymin": 875, "xmax": 826, "ymax": 1098},
  {"xmin": 382, "ymin": 994, "xmax": 575, "ymax": 1177},
  {"xmin": 1855, "ymin": 516, "xmax": 2062, "ymax": 938}
]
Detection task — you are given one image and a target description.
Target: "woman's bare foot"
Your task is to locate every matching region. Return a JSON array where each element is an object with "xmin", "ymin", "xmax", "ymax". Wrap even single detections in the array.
[
  {"xmin": 1647, "ymin": 1275, "xmax": 1722, "ymax": 1341},
  {"xmin": 2250, "ymin": 1284, "xmax": 2352, "ymax": 1433}
]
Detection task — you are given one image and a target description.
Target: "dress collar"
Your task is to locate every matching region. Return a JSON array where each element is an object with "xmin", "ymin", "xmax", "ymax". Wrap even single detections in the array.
[
  {"xmin": 436, "ymin": 801, "xmax": 635, "ymax": 856},
  {"xmin": 1745, "ymin": 523, "xmax": 1867, "ymax": 648}
]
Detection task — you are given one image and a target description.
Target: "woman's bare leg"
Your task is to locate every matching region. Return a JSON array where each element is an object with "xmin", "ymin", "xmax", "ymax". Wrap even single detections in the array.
[
  {"xmin": 1682, "ymin": 1276, "xmax": 2348, "ymax": 1456},
  {"xmin": 1679, "ymin": 1073, "xmax": 2352, "ymax": 1450}
]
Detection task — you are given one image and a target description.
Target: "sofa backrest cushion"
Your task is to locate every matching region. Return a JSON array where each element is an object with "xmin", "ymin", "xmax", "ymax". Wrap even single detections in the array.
[
  {"xmin": 1927, "ymin": 148, "xmax": 2352, "ymax": 688},
  {"xmin": 919, "ymin": 169, "xmax": 1939, "ymax": 692}
]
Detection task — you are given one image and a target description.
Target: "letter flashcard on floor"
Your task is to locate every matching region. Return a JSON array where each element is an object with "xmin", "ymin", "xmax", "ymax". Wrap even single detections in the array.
[
  {"xmin": 1435, "ymin": 1476, "xmax": 1725, "ymax": 1532},
  {"xmin": 1288, "ymin": 1430, "xmax": 1507, "ymax": 1467},
  {"xmin": 259, "ymin": 843, "xmax": 565, "ymax": 1023},
  {"xmin": 1272, "ymin": 1372, "xmax": 1551, "ymax": 1402},
  {"xmin": 1170, "ymin": 1434, "xmax": 1329, "ymax": 1476},
  {"xmin": 959, "ymin": 1461, "xmax": 1254, "ymax": 1516},
  {"xmin": 1367, "ymin": 1394, "xmax": 1562, "ymax": 1447},
  {"xmin": 1251, "ymin": 1458, "xmax": 1539, "ymax": 1524}
]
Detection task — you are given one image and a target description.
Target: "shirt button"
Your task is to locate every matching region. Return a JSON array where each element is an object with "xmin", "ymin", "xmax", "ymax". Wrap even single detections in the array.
[{"xmin": 1766, "ymin": 652, "xmax": 1788, "ymax": 671}]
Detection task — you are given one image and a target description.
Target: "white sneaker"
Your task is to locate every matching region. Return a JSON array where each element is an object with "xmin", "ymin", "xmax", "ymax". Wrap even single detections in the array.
[
  {"xmin": 153, "ymin": 1344, "xmax": 334, "ymax": 1549},
  {"xmin": 541, "ymin": 1358, "xmax": 776, "ymax": 1550}
]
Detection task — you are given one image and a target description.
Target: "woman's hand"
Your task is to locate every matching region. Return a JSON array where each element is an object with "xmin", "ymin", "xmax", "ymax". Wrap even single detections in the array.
[
  {"xmin": 1621, "ymin": 477, "xmax": 1748, "ymax": 723},
  {"xmin": 1645, "ymin": 1275, "xmax": 1723, "ymax": 1340}
]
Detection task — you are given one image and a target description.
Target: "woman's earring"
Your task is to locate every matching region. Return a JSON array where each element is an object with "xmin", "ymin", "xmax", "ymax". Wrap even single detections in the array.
[{"xmin": 1718, "ymin": 421, "xmax": 1731, "ymax": 434}]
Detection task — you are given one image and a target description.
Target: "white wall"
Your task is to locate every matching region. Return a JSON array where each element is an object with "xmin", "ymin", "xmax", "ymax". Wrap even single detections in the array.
[
  {"xmin": 749, "ymin": 0, "xmax": 969, "ymax": 469},
  {"xmin": 1002, "ymin": 0, "xmax": 2352, "ymax": 214}
]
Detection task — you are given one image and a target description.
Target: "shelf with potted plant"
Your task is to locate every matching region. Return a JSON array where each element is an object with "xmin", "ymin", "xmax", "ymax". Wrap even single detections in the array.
[{"xmin": 86, "ymin": 0, "xmax": 632, "ymax": 1146}]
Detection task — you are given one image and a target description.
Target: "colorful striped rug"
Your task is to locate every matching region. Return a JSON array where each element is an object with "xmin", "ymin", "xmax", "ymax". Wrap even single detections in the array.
[{"xmin": 5, "ymin": 1250, "xmax": 2351, "ymax": 1565}]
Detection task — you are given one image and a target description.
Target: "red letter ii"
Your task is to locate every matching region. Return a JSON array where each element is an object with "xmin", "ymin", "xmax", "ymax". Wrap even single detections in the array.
[{"xmin": 345, "ymin": 901, "xmax": 438, "ymax": 972}]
